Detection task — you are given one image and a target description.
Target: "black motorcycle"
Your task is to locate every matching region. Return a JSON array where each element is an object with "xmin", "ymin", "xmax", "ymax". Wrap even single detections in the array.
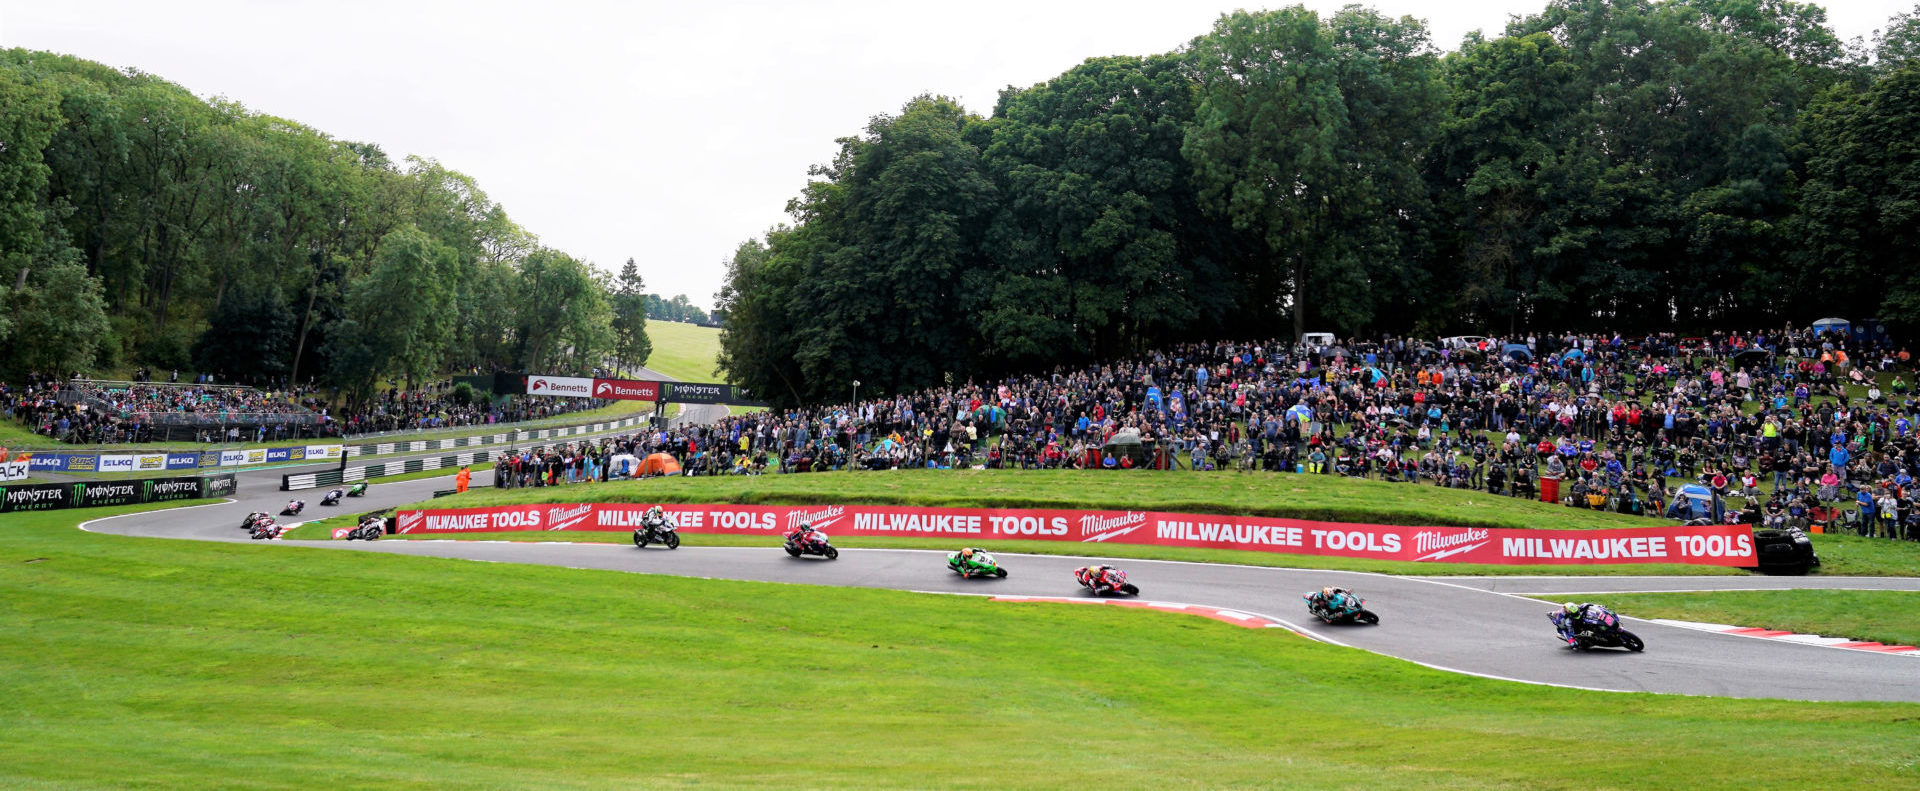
[
  {"xmin": 321, "ymin": 489, "xmax": 344, "ymax": 506},
  {"xmin": 632, "ymin": 519, "xmax": 681, "ymax": 550},
  {"xmin": 240, "ymin": 512, "xmax": 272, "ymax": 532},
  {"xmin": 1550, "ymin": 608, "xmax": 1645, "ymax": 652}
]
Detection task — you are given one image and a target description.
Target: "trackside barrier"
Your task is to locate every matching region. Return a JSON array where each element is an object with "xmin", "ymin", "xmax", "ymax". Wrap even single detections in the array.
[
  {"xmin": 0, "ymin": 473, "xmax": 237, "ymax": 513},
  {"xmin": 341, "ymin": 415, "xmax": 652, "ymax": 460},
  {"xmin": 387, "ymin": 503, "xmax": 1763, "ymax": 567},
  {"xmin": 281, "ymin": 450, "xmax": 506, "ymax": 491}
]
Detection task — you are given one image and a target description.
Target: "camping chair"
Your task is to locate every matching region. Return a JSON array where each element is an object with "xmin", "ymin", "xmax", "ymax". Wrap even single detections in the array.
[{"xmin": 1806, "ymin": 506, "xmax": 1838, "ymax": 534}]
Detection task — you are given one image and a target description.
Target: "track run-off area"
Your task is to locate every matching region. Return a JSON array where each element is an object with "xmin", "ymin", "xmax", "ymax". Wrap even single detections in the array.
[{"xmin": 75, "ymin": 458, "xmax": 1920, "ymax": 705}]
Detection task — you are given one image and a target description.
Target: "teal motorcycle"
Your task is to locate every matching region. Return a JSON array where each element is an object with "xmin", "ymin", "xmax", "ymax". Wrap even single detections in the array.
[{"xmin": 947, "ymin": 548, "xmax": 1008, "ymax": 579}]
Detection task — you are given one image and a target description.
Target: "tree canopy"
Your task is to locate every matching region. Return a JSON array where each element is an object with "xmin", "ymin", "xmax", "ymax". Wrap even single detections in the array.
[
  {"xmin": 0, "ymin": 48, "xmax": 643, "ymax": 403},
  {"xmin": 717, "ymin": 0, "xmax": 1920, "ymax": 407}
]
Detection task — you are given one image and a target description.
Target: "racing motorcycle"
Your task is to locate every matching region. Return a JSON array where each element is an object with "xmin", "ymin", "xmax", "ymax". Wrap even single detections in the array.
[
  {"xmin": 1075, "ymin": 566, "xmax": 1138, "ymax": 596},
  {"xmin": 1549, "ymin": 605, "xmax": 1644, "ymax": 652},
  {"xmin": 320, "ymin": 488, "xmax": 345, "ymax": 506},
  {"xmin": 1303, "ymin": 587, "xmax": 1381, "ymax": 625},
  {"xmin": 632, "ymin": 516, "xmax": 682, "ymax": 550},
  {"xmin": 784, "ymin": 527, "xmax": 838, "ymax": 560},
  {"xmin": 344, "ymin": 517, "xmax": 384, "ymax": 541},
  {"xmin": 240, "ymin": 512, "xmax": 273, "ymax": 532},
  {"xmin": 947, "ymin": 549, "xmax": 1008, "ymax": 579},
  {"xmin": 281, "ymin": 499, "xmax": 305, "ymax": 516},
  {"xmin": 346, "ymin": 481, "xmax": 368, "ymax": 497},
  {"xmin": 249, "ymin": 518, "xmax": 285, "ymax": 540}
]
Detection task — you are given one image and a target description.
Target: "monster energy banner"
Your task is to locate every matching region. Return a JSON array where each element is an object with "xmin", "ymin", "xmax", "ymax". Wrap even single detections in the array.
[
  {"xmin": 0, "ymin": 474, "xmax": 235, "ymax": 513},
  {"xmin": 145, "ymin": 477, "xmax": 205, "ymax": 503},
  {"xmin": 1, "ymin": 483, "xmax": 70, "ymax": 513},
  {"xmin": 660, "ymin": 382, "xmax": 767, "ymax": 406},
  {"xmin": 73, "ymin": 481, "xmax": 142, "ymax": 508}
]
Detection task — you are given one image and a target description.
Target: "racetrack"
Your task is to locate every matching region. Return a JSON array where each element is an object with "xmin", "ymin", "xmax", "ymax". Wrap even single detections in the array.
[{"xmin": 84, "ymin": 465, "xmax": 1920, "ymax": 704}]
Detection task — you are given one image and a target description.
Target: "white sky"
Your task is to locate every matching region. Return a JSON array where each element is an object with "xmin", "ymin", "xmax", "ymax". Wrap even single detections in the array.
[{"xmin": 1, "ymin": 1, "xmax": 1909, "ymax": 310}]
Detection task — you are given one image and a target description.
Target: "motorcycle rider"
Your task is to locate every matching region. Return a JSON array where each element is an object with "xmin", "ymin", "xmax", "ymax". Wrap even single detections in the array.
[
  {"xmin": 1554, "ymin": 602, "xmax": 1603, "ymax": 644},
  {"xmin": 286, "ymin": 499, "xmax": 304, "ymax": 513},
  {"xmin": 641, "ymin": 505, "xmax": 670, "ymax": 536},
  {"xmin": 1076, "ymin": 565, "xmax": 1118, "ymax": 593},
  {"xmin": 788, "ymin": 520, "xmax": 819, "ymax": 545}
]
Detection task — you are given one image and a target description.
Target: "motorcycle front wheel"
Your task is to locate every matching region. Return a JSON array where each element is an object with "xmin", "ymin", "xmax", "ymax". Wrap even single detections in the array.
[
  {"xmin": 1356, "ymin": 609, "xmax": 1380, "ymax": 625},
  {"xmin": 1119, "ymin": 583, "xmax": 1139, "ymax": 596},
  {"xmin": 665, "ymin": 533, "xmax": 680, "ymax": 550},
  {"xmin": 995, "ymin": 567, "xmax": 1008, "ymax": 578},
  {"xmin": 1618, "ymin": 630, "xmax": 1645, "ymax": 652},
  {"xmin": 823, "ymin": 546, "xmax": 839, "ymax": 560}
]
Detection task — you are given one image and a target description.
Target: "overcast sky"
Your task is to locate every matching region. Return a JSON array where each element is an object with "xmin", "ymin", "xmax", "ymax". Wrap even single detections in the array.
[{"xmin": 1, "ymin": 1, "xmax": 1909, "ymax": 309}]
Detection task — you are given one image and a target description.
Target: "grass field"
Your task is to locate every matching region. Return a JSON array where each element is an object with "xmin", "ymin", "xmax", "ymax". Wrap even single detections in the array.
[
  {"xmin": 5, "ymin": 504, "xmax": 1917, "ymax": 790},
  {"xmin": 642, "ymin": 320, "xmax": 722, "ymax": 382},
  {"xmin": 1587, "ymin": 590, "xmax": 1920, "ymax": 648}
]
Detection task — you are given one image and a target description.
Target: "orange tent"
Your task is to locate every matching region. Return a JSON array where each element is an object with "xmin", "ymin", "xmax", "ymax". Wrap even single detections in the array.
[{"xmin": 638, "ymin": 453, "xmax": 682, "ymax": 477}]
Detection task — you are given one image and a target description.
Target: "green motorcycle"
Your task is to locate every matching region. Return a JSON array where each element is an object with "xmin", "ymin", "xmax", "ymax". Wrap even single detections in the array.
[
  {"xmin": 947, "ymin": 548, "xmax": 1008, "ymax": 579},
  {"xmin": 346, "ymin": 481, "xmax": 369, "ymax": 497}
]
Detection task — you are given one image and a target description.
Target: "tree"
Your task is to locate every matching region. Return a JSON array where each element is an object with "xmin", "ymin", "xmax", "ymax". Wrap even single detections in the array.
[
  {"xmin": 1794, "ymin": 66, "xmax": 1920, "ymax": 329},
  {"xmin": 1183, "ymin": 7, "xmax": 1442, "ymax": 339},
  {"xmin": 611, "ymin": 257, "xmax": 653, "ymax": 369},
  {"xmin": 191, "ymin": 283, "xmax": 297, "ymax": 385},
  {"xmin": 330, "ymin": 225, "xmax": 456, "ymax": 396}
]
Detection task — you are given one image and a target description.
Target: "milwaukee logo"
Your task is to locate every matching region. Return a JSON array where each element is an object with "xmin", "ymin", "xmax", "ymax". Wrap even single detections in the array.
[
  {"xmin": 547, "ymin": 504, "xmax": 593, "ymax": 531},
  {"xmin": 1412, "ymin": 528, "xmax": 1490, "ymax": 561},
  {"xmin": 785, "ymin": 505, "xmax": 844, "ymax": 530},
  {"xmin": 1079, "ymin": 511, "xmax": 1147, "ymax": 541}
]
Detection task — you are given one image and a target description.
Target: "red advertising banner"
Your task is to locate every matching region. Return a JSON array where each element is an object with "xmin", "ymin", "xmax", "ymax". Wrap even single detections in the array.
[
  {"xmin": 590, "ymin": 378, "xmax": 660, "ymax": 402},
  {"xmin": 392, "ymin": 504, "xmax": 1760, "ymax": 566}
]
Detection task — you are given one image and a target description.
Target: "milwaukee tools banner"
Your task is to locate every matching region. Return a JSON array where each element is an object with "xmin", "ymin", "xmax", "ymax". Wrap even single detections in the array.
[
  {"xmin": 391, "ymin": 504, "xmax": 1760, "ymax": 566},
  {"xmin": 590, "ymin": 378, "xmax": 660, "ymax": 402}
]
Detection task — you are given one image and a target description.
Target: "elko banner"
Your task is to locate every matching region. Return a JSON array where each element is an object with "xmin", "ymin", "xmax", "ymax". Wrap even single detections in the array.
[{"xmin": 391, "ymin": 504, "xmax": 1761, "ymax": 566}]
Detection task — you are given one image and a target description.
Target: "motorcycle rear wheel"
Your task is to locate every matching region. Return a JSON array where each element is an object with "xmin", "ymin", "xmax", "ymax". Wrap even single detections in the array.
[
  {"xmin": 1618, "ymin": 630, "xmax": 1645, "ymax": 652},
  {"xmin": 634, "ymin": 531, "xmax": 649, "ymax": 549}
]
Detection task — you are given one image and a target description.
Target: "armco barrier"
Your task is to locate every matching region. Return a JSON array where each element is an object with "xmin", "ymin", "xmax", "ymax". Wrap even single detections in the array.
[
  {"xmin": 0, "ymin": 473, "xmax": 236, "ymax": 514},
  {"xmin": 390, "ymin": 503, "xmax": 1763, "ymax": 567},
  {"xmin": 342, "ymin": 415, "xmax": 651, "ymax": 460},
  {"xmin": 282, "ymin": 449, "xmax": 504, "ymax": 491}
]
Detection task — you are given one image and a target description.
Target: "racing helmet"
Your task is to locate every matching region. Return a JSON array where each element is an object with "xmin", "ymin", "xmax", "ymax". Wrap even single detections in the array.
[
  {"xmin": 960, "ymin": 547, "xmax": 975, "ymax": 559},
  {"xmin": 1563, "ymin": 602, "xmax": 1579, "ymax": 615}
]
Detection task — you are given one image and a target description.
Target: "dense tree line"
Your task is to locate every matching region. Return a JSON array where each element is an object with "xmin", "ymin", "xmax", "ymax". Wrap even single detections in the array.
[
  {"xmin": 0, "ymin": 49, "xmax": 649, "ymax": 405},
  {"xmin": 718, "ymin": 0, "xmax": 1920, "ymax": 407},
  {"xmin": 642, "ymin": 293, "xmax": 712, "ymax": 325}
]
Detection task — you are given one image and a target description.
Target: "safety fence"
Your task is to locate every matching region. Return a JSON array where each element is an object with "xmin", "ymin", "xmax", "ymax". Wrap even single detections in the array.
[
  {"xmin": 388, "ymin": 503, "xmax": 1778, "ymax": 568},
  {"xmin": 282, "ymin": 450, "xmax": 505, "ymax": 491},
  {"xmin": 19, "ymin": 444, "xmax": 344, "ymax": 475},
  {"xmin": 0, "ymin": 473, "xmax": 237, "ymax": 513},
  {"xmin": 340, "ymin": 414, "xmax": 653, "ymax": 459}
]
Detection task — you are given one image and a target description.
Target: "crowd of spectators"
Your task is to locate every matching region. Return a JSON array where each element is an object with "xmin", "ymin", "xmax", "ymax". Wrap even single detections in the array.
[
  {"xmin": 537, "ymin": 326, "xmax": 1920, "ymax": 540},
  {"xmin": 1, "ymin": 373, "xmax": 619, "ymax": 445}
]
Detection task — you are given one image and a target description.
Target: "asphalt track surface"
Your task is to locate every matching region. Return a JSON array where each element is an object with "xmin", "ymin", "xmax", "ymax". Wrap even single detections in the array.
[{"xmin": 76, "ymin": 458, "xmax": 1920, "ymax": 704}]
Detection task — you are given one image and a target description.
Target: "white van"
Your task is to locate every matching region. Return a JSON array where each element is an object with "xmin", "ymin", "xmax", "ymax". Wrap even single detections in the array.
[
  {"xmin": 1439, "ymin": 335, "xmax": 1490, "ymax": 351},
  {"xmin": 1300, "ymin": 332, "xmax": 1336, "ymax": 352}
]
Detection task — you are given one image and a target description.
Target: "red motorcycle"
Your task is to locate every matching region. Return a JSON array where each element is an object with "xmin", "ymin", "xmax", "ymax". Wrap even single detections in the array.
[
  {"xmin": 1074, "ymin": 565, "xmax": 1139, "ymax": 596},
  {"xmin": 783, "ymin": 528, "xmax": 838, "ymax": 560}
]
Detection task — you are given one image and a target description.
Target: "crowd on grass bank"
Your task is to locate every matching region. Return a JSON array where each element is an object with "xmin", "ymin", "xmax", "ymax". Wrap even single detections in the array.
[
  {"xmin": 0, "ymin": 373, "xmax": 614, "ymax": 445},
  {"xmin": 511, "ymin": 327, "xmax": 1920, "ymax": 540}
]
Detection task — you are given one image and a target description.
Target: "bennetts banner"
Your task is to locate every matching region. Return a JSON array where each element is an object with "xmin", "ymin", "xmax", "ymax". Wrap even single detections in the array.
[{"xmin": 392, "ymin": 504, "xmax": 1759, "ymax": 566}]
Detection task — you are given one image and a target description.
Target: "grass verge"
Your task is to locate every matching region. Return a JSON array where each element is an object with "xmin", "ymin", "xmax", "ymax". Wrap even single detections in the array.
[
  {"xmin": 1588, "ymin": 590, "xmax": 1920, "ymax": 648},
  {"xmin": 4, "ymin": 504, "xmax": 1917, "ymax": 789},
  {"xmin": 642, "ymin": 320, "xmax": 722, "ymax": 382}
]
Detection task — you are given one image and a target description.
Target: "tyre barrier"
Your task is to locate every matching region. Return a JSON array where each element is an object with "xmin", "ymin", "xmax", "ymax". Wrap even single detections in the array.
[{"xmin": 282, "ymin": 449, "xmax": 505, "ymax": 491}]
